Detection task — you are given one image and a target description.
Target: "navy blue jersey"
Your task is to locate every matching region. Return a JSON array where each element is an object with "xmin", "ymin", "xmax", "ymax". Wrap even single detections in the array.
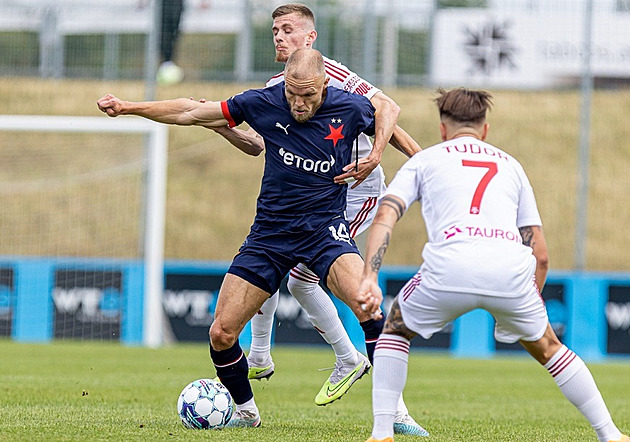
[{"xmin": 222, "ymin": 82, "xmax": 375, "ymax": 233}]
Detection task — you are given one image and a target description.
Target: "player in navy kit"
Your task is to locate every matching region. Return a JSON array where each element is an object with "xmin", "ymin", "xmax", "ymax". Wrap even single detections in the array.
[
  {"xmin": 213, "ymin": 6, "xmax": 426, "ymax": 436},
  {"xmin": 97, "ymin": 48, "xmax": 392, "ymax": 429}
]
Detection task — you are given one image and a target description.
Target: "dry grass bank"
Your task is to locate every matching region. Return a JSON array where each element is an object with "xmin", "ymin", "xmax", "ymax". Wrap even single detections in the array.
[{"xmin": 2, "ymin": 78, "xmax": 630, "ymax": 271}]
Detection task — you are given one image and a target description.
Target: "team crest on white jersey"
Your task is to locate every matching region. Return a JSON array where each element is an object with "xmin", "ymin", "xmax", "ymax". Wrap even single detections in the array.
[{"xmin": 275, "ymin": 122, "xmax": 290, "ymax": 135}]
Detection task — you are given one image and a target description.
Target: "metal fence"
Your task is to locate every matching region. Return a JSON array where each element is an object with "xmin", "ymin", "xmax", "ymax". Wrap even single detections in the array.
[{"xmin": 2, "ymin": 0, "xmax": 629, "ymax": 88}]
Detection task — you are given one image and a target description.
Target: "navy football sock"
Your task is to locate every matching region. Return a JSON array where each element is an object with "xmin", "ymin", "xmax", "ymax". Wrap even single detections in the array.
[
  {"xmin": 360, "ymin": 314, "xmax": 386, "ymax": 364},
  {"xmin": 209, "ymin": 341, "xmax": 253, "ymax": 405}
]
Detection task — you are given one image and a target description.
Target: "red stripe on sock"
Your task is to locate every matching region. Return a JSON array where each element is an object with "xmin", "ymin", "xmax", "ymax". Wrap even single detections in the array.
[
  {"xmin": 214, "ymin": 350, "xmax": 244, "ymax": 368},
  {"xmin": 289, "ymin": 266, "xmax": 320, "ymax": 283},
  {"xmin": 549, "ymin": 352, "xmax": 577, "ymax": 377},
  {"xmin": 547, "ymin": 348, "xmax": 571, "ymax": 372},
  {"xmin": 376, "ymin": 337, "xmax": 410, "ymax": 353}
]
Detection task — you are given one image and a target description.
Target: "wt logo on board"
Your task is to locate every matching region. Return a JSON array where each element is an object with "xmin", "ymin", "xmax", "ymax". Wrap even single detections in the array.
[
  {"xmin": 53, "ymin": 287, "xmax": 121, "ymax": 323},
  {"xmin": 53, "ymin": 269, "xmax": 122, "ymax": 340},
  {"xmin": 162, "ymin": 290, "xmax": 215, "ymax": 327},
  {"xmin": 606, "ymin": 303, "xmax": 630, "ymax": 333},
  {"xmin": 607, "ymin": 286, "xmax": 630, "ymax": 354}
]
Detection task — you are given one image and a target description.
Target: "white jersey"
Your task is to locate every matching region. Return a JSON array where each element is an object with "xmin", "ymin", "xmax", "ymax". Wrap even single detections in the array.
[
  {"xmin": 385, "ymin": 136, "xmax": 542, "ymax": 297},
  {"xmin": 266, "ymin": 55, "xmax": 386, "ymax": 198}
]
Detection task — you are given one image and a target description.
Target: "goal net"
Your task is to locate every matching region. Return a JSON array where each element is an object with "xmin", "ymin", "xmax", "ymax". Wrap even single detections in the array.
[{"xmin": 0, "ymin": 115, "xmax": 167, "ymax": 347}]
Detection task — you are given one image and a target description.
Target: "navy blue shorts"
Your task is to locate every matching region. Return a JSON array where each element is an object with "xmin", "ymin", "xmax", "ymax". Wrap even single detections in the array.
[{"xmin": 227, "ymin": 217, "xmax": 360, "ymax": 295}]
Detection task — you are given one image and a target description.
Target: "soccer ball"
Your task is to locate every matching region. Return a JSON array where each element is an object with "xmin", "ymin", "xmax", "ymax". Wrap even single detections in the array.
[
  {"xmin": 156, "ymin": 61, "xmax": 183, "ymax": 85},
  {"xmin": 177, "ymin": 378, "xmax": 234, "ymax": 429}
]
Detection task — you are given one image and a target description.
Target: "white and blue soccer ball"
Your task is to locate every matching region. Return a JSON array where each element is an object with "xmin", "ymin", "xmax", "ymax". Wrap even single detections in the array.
[{"xmin": 177, "ymin": 378, "xmax": 234, "ymax": 430}]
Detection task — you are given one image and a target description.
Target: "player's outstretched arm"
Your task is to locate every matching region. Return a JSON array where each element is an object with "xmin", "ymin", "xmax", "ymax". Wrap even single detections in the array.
[
  {"xmin": 335, "ymin": 91, "xmax": 400, "ymax": 188},
  {"xmin": 359, "ymin": 194, "xmax": 406, "ymax": 316},
  {"xmin": 520, "ymin": 225, "xmax": 549, "ymax": 292},
  {"xmin": 212, "ymin": 126, "xmax": 265, "ymax": 157},
  {"xmin": 96, "ymin": 94, "xmax": 228, "ymax": 128},
  {"xmin": 389, "ymin": 125, "xmax": 422, "ymax": 158}
]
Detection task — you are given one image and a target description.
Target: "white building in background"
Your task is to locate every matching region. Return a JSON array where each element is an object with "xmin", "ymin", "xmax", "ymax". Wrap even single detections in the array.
[
  {"xmin": 2, "ymin": 0, "xmax": 630, "ymax": 87},
  {"xmin": 430, "ymin": 3, "xmax": 630, "ymax": 88}
]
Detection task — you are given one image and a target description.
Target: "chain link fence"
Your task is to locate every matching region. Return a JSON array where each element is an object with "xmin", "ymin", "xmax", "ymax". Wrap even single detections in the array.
[{"xmin": 2, "ymin": 0, "xmax": 626, "ymax": 88}]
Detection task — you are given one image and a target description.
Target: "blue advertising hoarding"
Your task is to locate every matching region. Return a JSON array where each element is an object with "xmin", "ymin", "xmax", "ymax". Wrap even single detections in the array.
[{"xmin": 2, "ymin": 256, "xmax": 629, "ymax": 360}]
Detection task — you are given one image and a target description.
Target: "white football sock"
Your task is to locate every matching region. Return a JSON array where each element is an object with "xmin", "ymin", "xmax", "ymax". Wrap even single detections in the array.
[
  {"xmin": 247, "ymin": 292, "xmax": 278, "ymax": 362},
  {"xmin": 371, "ymin": 334, "xmax": 410, "ymax": 439},
  {"xmin": 288, "ymin": 264, "xmax": 357, "ymax": 365},
  {"xmin": 396, "ymin": 393, "xmax": 409, "ymax": 417},
  {"xmin": 235, "ymin": 397, "xmax": 259, "ymax": 414},
  {"xmin": 545, "ymin": 345, "xmax": 621, "ymax": 442}
]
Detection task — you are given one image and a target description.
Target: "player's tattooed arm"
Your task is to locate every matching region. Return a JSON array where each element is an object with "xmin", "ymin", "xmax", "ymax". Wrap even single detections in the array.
[
  {"xmin": 383, "ymin": 296, "xmax": 416, "ymax": 340},
  {"xmin": 520, "ymin": 225, "xmax": 549, "ymax": 292},
  {"xmin": 379, "ymin": 195, "xmax": 405, "ymax": 221},
  {"xmin": 369, "ymin": 230, "xmax": 390, "ymax": 273},
  {"xmin": 519, "ymin": 226, "xmax": 534, "ymax": 247}
]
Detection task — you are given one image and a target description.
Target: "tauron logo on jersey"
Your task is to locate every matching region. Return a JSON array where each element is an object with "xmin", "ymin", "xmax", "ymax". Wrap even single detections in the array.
[
  {"xmin": 324, "ymin": 118, "xmax": 344, "ymax": 147},
  {"xmin": 278, "ymin": 147, "xmax": 336, "ymax": 173},
  {"xmin": 444, "ymin": 225, "xmax": 462, "ymax": 239},
  {"xmin": 470, "ymin": 226, "xmax": 521, "ymax": 243},
  {"xmin": 444, "ymin": 225, "xmax": 521, "ymax": 243}
]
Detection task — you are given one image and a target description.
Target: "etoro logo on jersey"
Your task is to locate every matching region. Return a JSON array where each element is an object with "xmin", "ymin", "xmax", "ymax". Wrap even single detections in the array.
[{"xmin": 278, "ymin": 147, "xmax": 336, "ymax": 173}]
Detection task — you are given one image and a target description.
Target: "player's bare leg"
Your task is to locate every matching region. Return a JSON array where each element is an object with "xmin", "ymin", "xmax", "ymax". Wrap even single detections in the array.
[
  {"xmin": 521, "ymin": 323, "xmax": 626, "ymax": 442},
  {"xmin": 327, "ymin": 253, "xmax": 384, "ymax": 359},
  {"xmin": 326, "ymin": 252, "xmax": 375, "ymax": 320},
  {"xmin": 209, "ymin": 274, "xmax": 270, "ymax": 428}
]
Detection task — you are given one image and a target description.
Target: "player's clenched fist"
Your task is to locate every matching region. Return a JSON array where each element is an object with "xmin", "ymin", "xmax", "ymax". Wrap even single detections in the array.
[
  {"xmin": 358, "ymin": 278, "xmax": 383, "ymax": 319},
  {"xmin": 97, "ymin": 94, "xmax": 124, "ymax": 117}
]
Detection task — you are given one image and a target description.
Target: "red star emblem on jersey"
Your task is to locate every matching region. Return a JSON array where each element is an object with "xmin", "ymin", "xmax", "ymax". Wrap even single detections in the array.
[{"xmin": 324, "ymin": 124, "xmax": 345, "ymax": 147}]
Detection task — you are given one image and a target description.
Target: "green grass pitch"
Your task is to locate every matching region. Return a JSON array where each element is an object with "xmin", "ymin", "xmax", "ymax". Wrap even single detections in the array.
[{"xmin": 1, "ymin": 340, "xmax": 628, "ymax": 441}]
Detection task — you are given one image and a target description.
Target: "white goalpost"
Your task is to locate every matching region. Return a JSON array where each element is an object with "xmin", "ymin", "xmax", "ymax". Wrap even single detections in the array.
[{"xmin": 0, "ymin": 115, "xmax": 167, "ymax": 347}]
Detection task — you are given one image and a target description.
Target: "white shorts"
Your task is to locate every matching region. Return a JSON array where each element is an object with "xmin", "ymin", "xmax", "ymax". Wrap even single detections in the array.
[
  {"xmin": 398, "ymin": 272, "xmax": 549, "ymax": 344},
  {"xmin": 346, "ymin": 194, "xmax": 379, "ymax": 238}
]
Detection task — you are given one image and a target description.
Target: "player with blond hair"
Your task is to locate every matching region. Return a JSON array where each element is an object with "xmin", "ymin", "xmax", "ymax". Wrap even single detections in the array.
[{"xmin": 211, "ymin": 3, "xmax": 426, "ymax": 436}]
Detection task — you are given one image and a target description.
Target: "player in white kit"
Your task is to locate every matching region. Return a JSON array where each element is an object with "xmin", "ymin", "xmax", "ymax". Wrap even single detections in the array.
[
  {"xmin": 211, "ymin": 3, "xmax": 426, "ymax": 436},
  {"xmin": 358, "ymin": 87, "xmax": 629, "ymax": 442}
]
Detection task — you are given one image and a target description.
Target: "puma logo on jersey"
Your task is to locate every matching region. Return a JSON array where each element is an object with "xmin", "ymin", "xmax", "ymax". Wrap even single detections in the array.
[{"xmin": 275, "ymin": 122, "xmax": 290, "ymax": 135}]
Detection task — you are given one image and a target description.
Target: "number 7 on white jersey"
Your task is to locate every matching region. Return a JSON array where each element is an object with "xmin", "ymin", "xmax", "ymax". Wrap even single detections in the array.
[{"xmin": 462, "ymin": 160, "xmax": 498, "ymax": 215}]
